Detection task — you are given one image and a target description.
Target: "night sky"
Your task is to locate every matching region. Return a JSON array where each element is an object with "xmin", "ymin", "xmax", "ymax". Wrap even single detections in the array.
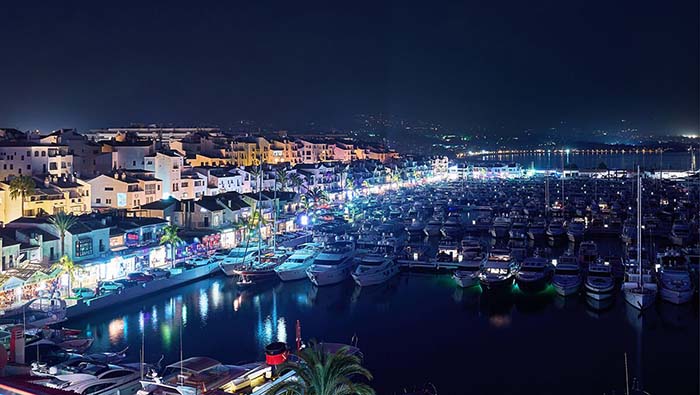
[{"xmin": 1, "ymin": 1, "xmax": 698, "ymax": 133}]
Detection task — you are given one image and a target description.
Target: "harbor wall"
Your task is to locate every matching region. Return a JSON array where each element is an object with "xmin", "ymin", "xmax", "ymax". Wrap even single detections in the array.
[{"xmin": 66, "ymin": 262, "xmax": 221, "ymax": 318}]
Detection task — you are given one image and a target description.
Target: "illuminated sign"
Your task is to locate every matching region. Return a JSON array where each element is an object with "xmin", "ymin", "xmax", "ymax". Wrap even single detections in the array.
[{"xmin": 117, "ymin": 193, "xmax": 127, "ymax": 207}]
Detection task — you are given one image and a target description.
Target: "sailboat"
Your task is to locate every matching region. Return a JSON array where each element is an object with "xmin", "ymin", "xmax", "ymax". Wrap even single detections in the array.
[{"xmin": 622, "ymin": 167, "xmax": 657, "ymax": 310}]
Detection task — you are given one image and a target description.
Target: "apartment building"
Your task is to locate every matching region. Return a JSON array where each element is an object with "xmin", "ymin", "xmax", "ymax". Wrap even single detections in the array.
[
  {"xmin": 0, "ymin": 142, "xmax": 74, "ymax": 181},
  {"xmin": 144, "ymin": 150, "xmax": 184, "ymax": 199},
  {"xmin": 89, "ymin": 171, "xmax": 163, "ymax": 209}
]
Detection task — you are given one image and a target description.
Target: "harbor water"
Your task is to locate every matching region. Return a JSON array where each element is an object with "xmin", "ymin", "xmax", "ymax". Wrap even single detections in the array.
[{"xmin": 68, "ymin": 243, "xmax": 699, "ymax": 395}]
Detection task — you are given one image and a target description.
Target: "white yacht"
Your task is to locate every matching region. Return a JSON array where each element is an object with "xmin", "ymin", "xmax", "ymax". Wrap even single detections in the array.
[
  {"xmin": 585, "ymin": 262, "xmax": 615, "ymax": 301},
  {"xmin": 657, "ymin": 256, "xmax": 694, "ymax": 304},
  {"xmin": 219, "ymin": 244, "xmax": 265, "ymax": 276},
  {"xmin": 552, "ymin": 259, "xmax": 582, "ymax": 296},
  {"xmin": 306, "ymin": 241, "xmax": 357, "ymax": 286},
  {"xmin": 352, "ymin": 254, "xmax": 399, "ymax": 286},
  {"xmin": 452, "ymin": 255, "xmax": 484, "ymax": 288},
  {"xmin": 275, "ymin": 245, "xmax": 320, "ymax": 281},
  {"xmin": 30, "ymin": 361, "xmax": 142, "ymax": 395},
  {"xmin": 478, "ymin": 249, "xmax": 516, "ymax": 291},
  {"xmin": 136, "ymin": 357, "xmax": 259, "ymax": 395},
  {"xmin": 622, "ymin": 169, "xmax": 657, "ymax": 310}
]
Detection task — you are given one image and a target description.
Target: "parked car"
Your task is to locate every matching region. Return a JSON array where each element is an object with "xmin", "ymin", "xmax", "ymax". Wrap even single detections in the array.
[
  {"xmin": 72, "ymin": 288, "xmax": 96, "ymax": 299},
  {"xmin": 174, "ymin": 261, "xmax": 196, "ymax": 270},
  {"xmin": 126, "ymin": 272, "xmax": 154, "ymax": 283},
  {"xmin": 188, "ymin": 256, "xmax": 211, "ymax": 267},
  {"xmin": 97, "ymin": 281, "xmax": 125, "ymax": 295},
  {"xmin": 145, "ymin": 268, "xmax": 171, "ymax": 279},
  {"xmin": 114, "ymin": 279, "xmax": 138, "ymax": 288}
]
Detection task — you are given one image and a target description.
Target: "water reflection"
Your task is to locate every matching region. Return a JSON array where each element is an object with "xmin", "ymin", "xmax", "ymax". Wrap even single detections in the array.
[{"xmin": 67, "ymin": 272, "xmax": 698, "ymax": 395}]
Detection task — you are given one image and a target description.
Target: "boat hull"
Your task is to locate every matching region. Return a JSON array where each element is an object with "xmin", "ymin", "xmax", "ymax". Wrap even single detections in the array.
[
  {"xmin": 479, "ymin": 276, "xmax": 514, "ymax": 291},
  {"xmin": 453, "ymin": 272, "xmax": 479, "ymax": 288},
  {"xmin": 275, "ymin": 266, "xmax": 310, "ymax": 281},
  {"xmin": 659, "ymin": 287, "xmax": 693, "ymax": 305},
  {"xmin": 552, "ymin": 278, "xmax": 581, "ymax": 296},
  {"xmin": 352, "ymin": 266, "xmax": 400, "ymax": 287},
  {"xmin": 622, "ymin": 286, "xmax": 656, "ymax": 310}
]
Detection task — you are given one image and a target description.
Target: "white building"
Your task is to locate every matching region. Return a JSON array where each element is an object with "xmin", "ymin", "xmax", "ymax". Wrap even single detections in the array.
[{"xmin": 144, "ymin": 150, "xmax": 183, "ymax": 199}]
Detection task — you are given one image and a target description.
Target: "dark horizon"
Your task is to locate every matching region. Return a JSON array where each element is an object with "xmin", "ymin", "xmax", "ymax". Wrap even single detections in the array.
[{"xmin": 1, "ymin": 1, "xmax": 698, "ymax": 134}]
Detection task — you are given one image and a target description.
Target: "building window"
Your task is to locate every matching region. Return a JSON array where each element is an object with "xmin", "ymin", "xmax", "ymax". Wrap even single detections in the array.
[
  {"xmin": 106, "ymin": 198, "xmax": 112, "ymax": 204},
  {"xmin": 99, "ymin": 239, "xmax": 105, "ymax": 252},
  {"xmin": 132, "ymin": 161, "xmax": 136, "ymax": 166},
  {"xmin": 105, "ymin": 187, "xmax": 113, "ymax": 191},
  {"xmin": 9, "ymin": 164, "xmax": 13, "ymax": 170},
  {"xmin": 96, "ymin": 198, "xmax": 101, "ymax": 204},
  {"xmin": 26, "ymin": 164, "xmax": 30, "ymax": 170},
  {"xmin": 34, "ymin": 151, "xmax": 39, "ymax": 157},
  {"xmin": 41, "ymin": 151, "xmax": 46, "ymax": 157},
  {"xmin": 49, "ymin": 163, "xmax": 57, "ymax": 170},
  {"xmin": 75, "ymin": 238, "xmax": 93, "ymax": 257}
]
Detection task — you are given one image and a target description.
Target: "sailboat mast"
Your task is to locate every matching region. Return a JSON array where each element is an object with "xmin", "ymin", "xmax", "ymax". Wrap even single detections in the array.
[
  {"xmin": 637, "ymin": 166, "xmax": 642, "ymax": 287},
  {"xmin": 258, "ymin": 154, "xmax": 263, "ymax": 266}
]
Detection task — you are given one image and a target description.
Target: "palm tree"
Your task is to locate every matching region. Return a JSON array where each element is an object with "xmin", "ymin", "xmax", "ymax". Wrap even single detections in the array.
[
  {"xmin": 289, "ymin": 172, "xmax": 304, "ymax": 194},
  {"xmin": 306, "ymin": 187, "xmax": 327, "ymax": 207},
  {"xmin": 49, "ymin": 212, "xmax": 78, "ymax": 259},
  {"xmin": 249, "ymin": 167, "xmax": 261, "ymax": 193},
  {"xmin": 160, "ymin": 225, "xmax": 182, "ymax": 268},
  {"xmin": 9, "ymin": 175, "xmax": 36, "ymax": 217},
  {"xmin": 51, "ymin": 255, "xmax": 78, "ymax": 294},
  {"xmin": 275, "ymin": 168, "xmax": 289, "ymax": 191},
  {"xmin": 272, "ymin": 340, "xmax": 375, "ymax": 395}
]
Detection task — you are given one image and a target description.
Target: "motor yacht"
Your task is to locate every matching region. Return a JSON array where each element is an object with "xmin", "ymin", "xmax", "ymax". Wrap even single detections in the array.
[
  {"xmin": 527, "ymin": 218, "xmax": 546, "ymax": 240},
  {"xmin": 136, "ymin": 357, "xmax": 258, "ymax": 395},
  {"xmin": 566, "ymin": 218, "xmax": 586, "ymax": 243},
  {"xmin": 275, "ymin": 246, "xmax": 319, "ymax": 281},
  {"xmin": 423, "ymin": 217, "xmax": 443, "ymax": 237},
  {"xmin": 452, "ymin": 254, "xmax": 484, "ymax": 288},
  {"xmin": 546, "ymin": 219, "xmax": 565, "ymax": 239},
  {"xmin": 670, "ymin": 220, "xmax": 692, "ymax": 246},
  {"xmin": 508, "ymin": 218, "xmax": 528, "ymax": 240},
  {"xmin": 30, "ymin": 361, "xmax": 142, "ymax": 395},
  {"xmin": 478, "ymin": 249, "xmax": 516, "ymax": 291},
  {"xmin": 578, "ymin": 240, "xmax": 598, "ymax": 266},
  {"xmin": 585, "ymin": 262, "xmax": 615, "ymax": 301},
  {"xmin": 515, "ymin": 256, "xmax": 553, "ymax": 292},
  {"xmin": 306, "ymin": 241, "xmax": 356, "ymax": 286},
  {"xmin": 489, "ymin": 217, "xmax": 511, "ymax": 239},
  {"xmin": 352, "ymin": 254, "xmax": 399, "ymax": 286},
  {"xmin": 656, "ymin": 250, "xmax": 694, "ymax": 304},
  {"xmin": 219, "ymin": 244, "xmax": 265, "ymax": 276},
  {"xmin": 552, "ymin": 257, "xmax": 582, "ymax": 296},
  {"xmin": 440, "ymin": 215, "xmax": 463, "ymax": 239}
]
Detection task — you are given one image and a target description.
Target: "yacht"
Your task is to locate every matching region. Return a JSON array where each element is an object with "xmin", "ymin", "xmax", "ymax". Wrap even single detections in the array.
[
  {"xmin": 352, "ymin": 254, "xmax": 399, "ymax": 286},
  {"xmin": 489, "ymin": 217, "xmax": 511, "ymax": 239},
  {"xmin": 622, "ymin": 170, "xmax": 657, "ymax": 311},
  {"xmin": 219, "ymin": 244, "xmax": 265, "ymax": 276},
  {"xmin": 30, "ymin": 361, "xmax": 142, "ymax": 395},
  {"xmin": 405, "ymin": 219, "xmax": 425, "ymax": 238},
  {"xmin": 527, "ymin": 218, "xmax": 546, "ymax": 240},
  {"xmin": 670, "ymin": 221, "xmax": 692, "ymax": 246},
  {"xmin": 566, "ymin": 218, "xmax": 586, "ymax": 243},
  {"xmin": 452, "ymin": 254, "xmax": 484, "ymax": 288},
  {"xmin": 275, "ymin": 246, "xmax": 319, "ymax": 281},
  {"xmin": 515, "ymin": 256, "xmax": 553, "ymax": 292},
  {"xmin": 136, "ymin": 357, "xmax": 258, "ymax": 395},
  {"xmin": 423, "ymin": 217, "xmax": 443, "ymax": 237},
  {"xmin": 4, "ymin": 297, "xmax": 67, "ymax": 328},
  {"xmin": 657, "ymin": 250, "xmax": 694, "ymax": 304},
  {"xmin": 440, "ymin": 216, "xmax": 463, "ymax": 239},
  {"xmin": 546, "ymin": 219, "xmax": 565, "ymax": 239},
  {"xmin": 552, "ymin": 258, "xmax": 583, "ymax": 296},
  {"xmin": 306, "ymin": 241, "xmax": 357, "ymax": 286},
  {"xmin": 508, "ymin": 218, "xmax": 528, "ymax": 240},
  {"xmin": 478, "ymin": 249, "xmax": 516, "ymax": 291},
  {"xmin": 585, "ymin": 262, "xmax": 615, "ymax": 301},
  {"xmin": 578, "ymin": 240, "xmax": 598, "ymax": 266}
]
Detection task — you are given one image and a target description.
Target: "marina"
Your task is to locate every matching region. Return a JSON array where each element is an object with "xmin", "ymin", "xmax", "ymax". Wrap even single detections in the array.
[{"xmin": 2, "ymin": 157, "xmax": 699, "ymax": 394}]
